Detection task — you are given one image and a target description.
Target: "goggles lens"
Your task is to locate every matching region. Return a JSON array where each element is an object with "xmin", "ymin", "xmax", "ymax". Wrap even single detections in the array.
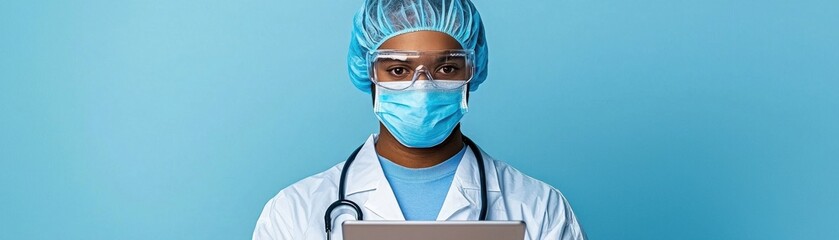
[{"xmin": 369, "ymin": 50, "xmax": 475, "ymax": 90}]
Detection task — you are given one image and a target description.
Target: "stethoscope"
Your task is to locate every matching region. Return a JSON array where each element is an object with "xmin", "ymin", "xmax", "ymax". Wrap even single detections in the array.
[{"xmin": 323, "ymin": 136, "xmax": 489, "ymax": 239}]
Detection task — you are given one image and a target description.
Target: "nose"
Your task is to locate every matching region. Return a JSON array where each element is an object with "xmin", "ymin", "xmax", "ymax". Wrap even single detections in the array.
[{"xmin": 413, "ymin": 65, "xmax": 432, "ymax": 81}]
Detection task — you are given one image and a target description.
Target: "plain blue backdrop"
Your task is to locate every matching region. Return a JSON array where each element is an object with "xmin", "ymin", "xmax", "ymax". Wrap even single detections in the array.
[{"xmin": 1, "ymin": 0, "xmax": 837, "ymax": 239}]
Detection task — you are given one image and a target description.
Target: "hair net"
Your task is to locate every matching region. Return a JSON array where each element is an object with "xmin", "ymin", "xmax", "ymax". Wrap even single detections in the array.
[{"xmin": 348, "ymin": 0, "xmax": 489, "ymax": 93}]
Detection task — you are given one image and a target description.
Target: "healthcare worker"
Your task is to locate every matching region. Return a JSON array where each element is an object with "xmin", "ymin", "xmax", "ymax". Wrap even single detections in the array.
[{"xmin": 253, "ymin": 0, "xmax": 586, "ymax": 239}]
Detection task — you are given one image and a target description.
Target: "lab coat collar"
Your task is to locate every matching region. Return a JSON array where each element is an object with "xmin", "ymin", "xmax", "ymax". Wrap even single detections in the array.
[{"xmin": 343, "ymin": 134, "xmax": 502, "ymax": 220}]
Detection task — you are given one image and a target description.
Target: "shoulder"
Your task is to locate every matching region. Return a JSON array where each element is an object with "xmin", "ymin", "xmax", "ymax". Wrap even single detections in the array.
[
  {"xmin": 492, "ymin": 159, "xmax": 562, "ymax": 200},
  {"xmin": 270, "ymin": 162, "xmax": 343, "ymax": 205},
  {"xmin": 490, "ymin": 158, "xmax": 586, "ymax": 239},
  {"xmin": 253, "ymin": 163, "xmax": 344, "ymax": 239}
]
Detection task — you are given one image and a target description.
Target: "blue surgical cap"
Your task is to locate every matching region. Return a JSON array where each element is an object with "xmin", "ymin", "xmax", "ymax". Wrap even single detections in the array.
[{"xmin": 348, "ymin": 0, "xmax": 489, "ymax": 93}]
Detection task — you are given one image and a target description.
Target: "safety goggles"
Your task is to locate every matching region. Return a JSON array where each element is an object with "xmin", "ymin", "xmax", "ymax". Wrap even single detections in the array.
[{"xmin": 368, "ymin": 49, "xmax": 475, "ymax": 91}]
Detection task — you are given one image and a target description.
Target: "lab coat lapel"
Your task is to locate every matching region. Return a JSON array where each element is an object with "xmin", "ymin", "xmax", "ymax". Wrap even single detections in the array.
[
  {"xmin": 436, "ymin": 178, "xmax": 473, "ymax": 220},
  {"xmin": 344, "ymin": 134, "xmax": 405, "ymax": 220},
  {"xmin": 436, "ymin": 146, "xmax": 502, "ymax": 220},
  {"xmin": 364, "ymin": 174, "xmax": 406, "ymax": 220},
  {"xmin": 342, "ymin": 135, "xmax": 379, "ymax": 198}
]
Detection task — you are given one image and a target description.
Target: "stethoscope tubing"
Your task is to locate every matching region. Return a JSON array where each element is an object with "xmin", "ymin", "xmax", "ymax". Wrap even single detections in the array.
[{"xmin": 323, "ymin": 136, "xmax": 488, "ymax": 238}]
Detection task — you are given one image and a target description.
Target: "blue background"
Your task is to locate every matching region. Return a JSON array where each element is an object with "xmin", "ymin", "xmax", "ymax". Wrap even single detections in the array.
[{"xmin": 1, "ymin": 0, "xmax": 837, "ymax": 239}]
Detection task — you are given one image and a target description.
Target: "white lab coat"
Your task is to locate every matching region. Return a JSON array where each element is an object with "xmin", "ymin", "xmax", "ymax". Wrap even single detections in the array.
[{"xmin": 253, "ymin": 134, "xmax": 586, "ymax": 240}]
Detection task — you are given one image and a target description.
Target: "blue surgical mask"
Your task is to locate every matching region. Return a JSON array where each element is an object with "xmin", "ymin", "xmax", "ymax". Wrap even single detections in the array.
[{"xmin": 374, "ymin": 80, "xmax": 468, "ymax": 148}]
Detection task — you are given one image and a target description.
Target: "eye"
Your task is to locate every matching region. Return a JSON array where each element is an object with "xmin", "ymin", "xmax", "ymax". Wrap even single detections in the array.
[
  {"xmin": 388, "ymin": 67, "xmax": 410, "ymax": 77},
  {"xmin": 437, "ymin": 65, "xmax": 459, "ymax": 75}
]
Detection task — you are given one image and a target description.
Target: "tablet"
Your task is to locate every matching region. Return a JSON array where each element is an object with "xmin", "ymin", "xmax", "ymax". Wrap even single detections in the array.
[{"xmin": 343, "ymin": 220, "xmax": 525, "ymax": 240}]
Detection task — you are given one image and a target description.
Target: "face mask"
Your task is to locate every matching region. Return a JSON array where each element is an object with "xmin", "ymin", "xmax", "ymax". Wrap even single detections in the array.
[{"xmin": 374, "ymin": 80, "xmax": 468, "ymax": 148}]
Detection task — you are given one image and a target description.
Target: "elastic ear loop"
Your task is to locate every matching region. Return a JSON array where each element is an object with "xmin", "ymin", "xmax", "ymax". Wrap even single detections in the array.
[
  {"xmin": 373, "ymin": 85, "xmax": 381, "ymax": 112},
  {"xmin": 461, "ymin": 85, "xmax": 469, "ymax": 112}
]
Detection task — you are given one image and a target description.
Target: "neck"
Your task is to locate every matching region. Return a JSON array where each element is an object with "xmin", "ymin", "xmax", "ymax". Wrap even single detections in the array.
[{"xmin": 375, "ymin": 124, "xmax": 465, "ymax": 168}]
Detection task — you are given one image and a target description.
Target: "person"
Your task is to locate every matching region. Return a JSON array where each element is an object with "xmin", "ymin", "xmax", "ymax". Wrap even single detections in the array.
[{"xmin": 253, "ymin": 0, "xmax": 586, "ymax": 239}]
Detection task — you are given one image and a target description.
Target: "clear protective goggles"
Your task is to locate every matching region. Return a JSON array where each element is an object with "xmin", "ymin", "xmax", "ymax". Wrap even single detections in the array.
[{"xmin": 368, "ymin": 49, "xmax": 475, "ymax": 91}]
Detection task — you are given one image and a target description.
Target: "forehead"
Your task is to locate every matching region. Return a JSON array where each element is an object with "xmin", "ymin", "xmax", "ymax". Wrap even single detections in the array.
[{"xmin": 377, "ymin": 31, "xmax": 463, "ymax": 50}]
